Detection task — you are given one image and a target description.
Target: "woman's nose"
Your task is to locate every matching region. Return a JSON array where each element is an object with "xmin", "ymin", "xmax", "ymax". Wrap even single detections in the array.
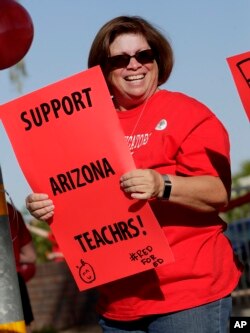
[{"xmin": 127, "ymin": 56, "xmax": 142, "ymax": 69}]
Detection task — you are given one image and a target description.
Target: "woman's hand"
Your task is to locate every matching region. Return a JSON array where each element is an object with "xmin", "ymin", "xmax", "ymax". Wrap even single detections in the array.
[
  {"xmin": 120, "ymin": 169, "xmax": 164, "ymax": 200},
  {"xmin": 26, "ymin": 193, "xmax": 55, "ymax": 221}
]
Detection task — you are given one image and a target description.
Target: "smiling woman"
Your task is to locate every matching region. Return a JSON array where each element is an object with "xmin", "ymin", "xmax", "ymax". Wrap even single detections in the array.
[
  {"xmin": 106, "ymin": 33, "xmax": 159, "ymax": 110},
  {"xmin": 26, "ymin": 15, "xmax": 242, "ymax": 333}
]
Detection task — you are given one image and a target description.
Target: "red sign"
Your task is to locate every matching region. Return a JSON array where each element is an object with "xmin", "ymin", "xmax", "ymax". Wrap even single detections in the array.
[
  {"xmin": 0, "ymin": 66, "xmax": 174, "ymax": 290},
  {"xmin": 227, "ymin": 51, "xmax": 250, "ymax": 121}
]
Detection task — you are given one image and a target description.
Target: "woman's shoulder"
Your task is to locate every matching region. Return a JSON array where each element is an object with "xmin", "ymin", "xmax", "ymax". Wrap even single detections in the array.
[
  {"xmin": 154, "ymin": 89, "xmax": 220, "ymax": 120},
  {"xmin": 156, "ymin": 89, "xmax": 210, "ymax": 109},
  {"xmin": 152, "ymin": 90, "xmax": 228, "ymax": 135}
]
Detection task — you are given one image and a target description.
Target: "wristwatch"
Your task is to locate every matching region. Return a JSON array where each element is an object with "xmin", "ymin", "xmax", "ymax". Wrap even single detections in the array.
[{"xmin": 161, "ymin": 174, "xmax": 172, "ymax": 200}]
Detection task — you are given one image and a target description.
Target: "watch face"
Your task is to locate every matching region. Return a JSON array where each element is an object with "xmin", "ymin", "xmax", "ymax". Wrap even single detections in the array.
[{"xmin": 162, "ymin": 175, "xmax": 172, "ymax": 200}]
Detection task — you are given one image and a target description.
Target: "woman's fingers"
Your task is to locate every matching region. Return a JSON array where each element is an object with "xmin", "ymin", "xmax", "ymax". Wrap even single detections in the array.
[{"xmin": 26, "ymin": 193, "xmax": 55, "ymax": 221}]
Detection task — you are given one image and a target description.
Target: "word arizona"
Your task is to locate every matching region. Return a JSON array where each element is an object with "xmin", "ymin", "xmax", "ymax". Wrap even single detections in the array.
[{"xmin": 49, "ymin": 157, "xmax": 115, "ymax": 195}]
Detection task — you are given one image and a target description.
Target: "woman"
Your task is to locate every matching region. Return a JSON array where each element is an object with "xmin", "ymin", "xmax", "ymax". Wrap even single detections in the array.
[{"xmin": 26, "ymin": 16, "xmax": 242, "ymax": 333}]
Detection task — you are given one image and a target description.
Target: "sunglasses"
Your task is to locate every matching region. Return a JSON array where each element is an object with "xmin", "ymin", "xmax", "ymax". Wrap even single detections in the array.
[{"xmin": 106, "ymin": 49, "xmax": 155, "ymax": 70}]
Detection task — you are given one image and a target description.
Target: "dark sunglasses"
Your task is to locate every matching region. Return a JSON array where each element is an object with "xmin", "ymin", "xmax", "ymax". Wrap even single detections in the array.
[{"xmin": 107, "ymin": 49, "xmax": 155, "ymax": 70}]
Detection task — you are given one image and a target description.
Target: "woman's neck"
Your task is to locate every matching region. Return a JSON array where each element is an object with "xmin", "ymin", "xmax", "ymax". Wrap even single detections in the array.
[{"xmin": 115, "ymin": 88, "xmax": 160, "ymax": 111}]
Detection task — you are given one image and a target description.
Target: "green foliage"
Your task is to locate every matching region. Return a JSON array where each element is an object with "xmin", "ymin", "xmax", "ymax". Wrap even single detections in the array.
[
  {"xmin": 30, "ymin": 220, "xmax": 52, "ymax": 263},
  {"xmin": 224, "ymin": 203, "xmax": 250, "ymax": 223},
  {"xmin": 234, "ymin": 161, "xmax": 250, "ymax": 179},
  {"xmin": 223, "ymin": 160, "xmax": 250, "ymax": 223},
  {"xmin": 9, "ymin": 59, "xmax": 27, "ymax": 93}
]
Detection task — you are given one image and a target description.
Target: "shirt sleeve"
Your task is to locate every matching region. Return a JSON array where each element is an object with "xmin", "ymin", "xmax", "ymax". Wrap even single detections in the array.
[{"xmin": 176, "ymin": 115, "xmax": 231, "ymax": 195}]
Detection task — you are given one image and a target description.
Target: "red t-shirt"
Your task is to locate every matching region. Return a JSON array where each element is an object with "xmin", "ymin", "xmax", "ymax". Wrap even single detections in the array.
[
  {"xmin": 7, "ymin": 202, "xmax": 35, "ymax": 281},
  {"xmin": 96, "ymin": 90, "xmax": 242, "ymax": 320},
  {"xmin": 8, "ymin": 203, "xmax": 32, "ymax": 266}
]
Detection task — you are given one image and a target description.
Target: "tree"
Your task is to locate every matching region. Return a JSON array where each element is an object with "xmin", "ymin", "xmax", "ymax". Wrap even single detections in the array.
[
  {"xmin": 28, "ymin": 220, "xmax": 53, "ymax": 263},
  {"xmin": 8, "ymin": 59, "xmax": 28, "ymax": 93},
  {"xmin": 223, "ymin": 160, "xmax": 250, "ymax": 222}
]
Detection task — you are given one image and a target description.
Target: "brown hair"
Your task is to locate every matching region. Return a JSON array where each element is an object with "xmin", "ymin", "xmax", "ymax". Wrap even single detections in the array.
[{"xmin": 88, "ymin": 16, "xmax": 174, "ymax": 86}]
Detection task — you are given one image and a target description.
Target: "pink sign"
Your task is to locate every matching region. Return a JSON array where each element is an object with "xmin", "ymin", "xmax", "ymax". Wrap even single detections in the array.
[
  {"xmin": 227, "ymin": 51, "xmax": 250, "ymax": 121},
  {"xmin": 0, "ymin": 66, "xmax": 174, "ymax": 290}
]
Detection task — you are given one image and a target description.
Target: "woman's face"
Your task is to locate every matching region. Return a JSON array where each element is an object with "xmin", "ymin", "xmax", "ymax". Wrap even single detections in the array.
[{"xmin": 107, "ymin": 33, "xmax": 159, "ymax": 110}]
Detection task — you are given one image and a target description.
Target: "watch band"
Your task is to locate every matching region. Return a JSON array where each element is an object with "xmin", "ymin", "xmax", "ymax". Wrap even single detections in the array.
[{"xmin": 162, "ymin": 174, "xmax": 172, "ymax": 200}]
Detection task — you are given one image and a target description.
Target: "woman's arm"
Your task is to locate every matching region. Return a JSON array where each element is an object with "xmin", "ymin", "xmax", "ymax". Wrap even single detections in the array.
[
  {"xmin": 19, "ymin": 241, "xmax": 36, "ymax": 264},
  {"xmin": 120, "ymin": 169, "xmax": 228, "ymax": 212}
]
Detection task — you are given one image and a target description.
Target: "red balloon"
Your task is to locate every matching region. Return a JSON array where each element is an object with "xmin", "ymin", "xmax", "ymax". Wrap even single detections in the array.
[{"xmin": 0, "ymin": 0, "xmax": 34, "ymax": 70}]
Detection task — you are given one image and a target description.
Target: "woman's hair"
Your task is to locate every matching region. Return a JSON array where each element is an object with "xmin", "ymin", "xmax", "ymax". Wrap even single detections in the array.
[{"xmin": 88, "ymin": 16, "xmax": 174, "ymax": 86}]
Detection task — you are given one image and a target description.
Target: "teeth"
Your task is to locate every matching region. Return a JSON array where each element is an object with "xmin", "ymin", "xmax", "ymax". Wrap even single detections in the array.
[{"xmin": 125, "ymin": 74, "xmax": 145, "ymax": 81}]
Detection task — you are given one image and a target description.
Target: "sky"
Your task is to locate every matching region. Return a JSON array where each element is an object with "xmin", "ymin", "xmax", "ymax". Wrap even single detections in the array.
[{"xmin": 0, "ymin": 0, "xmax": 249, "ymax": 210}]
